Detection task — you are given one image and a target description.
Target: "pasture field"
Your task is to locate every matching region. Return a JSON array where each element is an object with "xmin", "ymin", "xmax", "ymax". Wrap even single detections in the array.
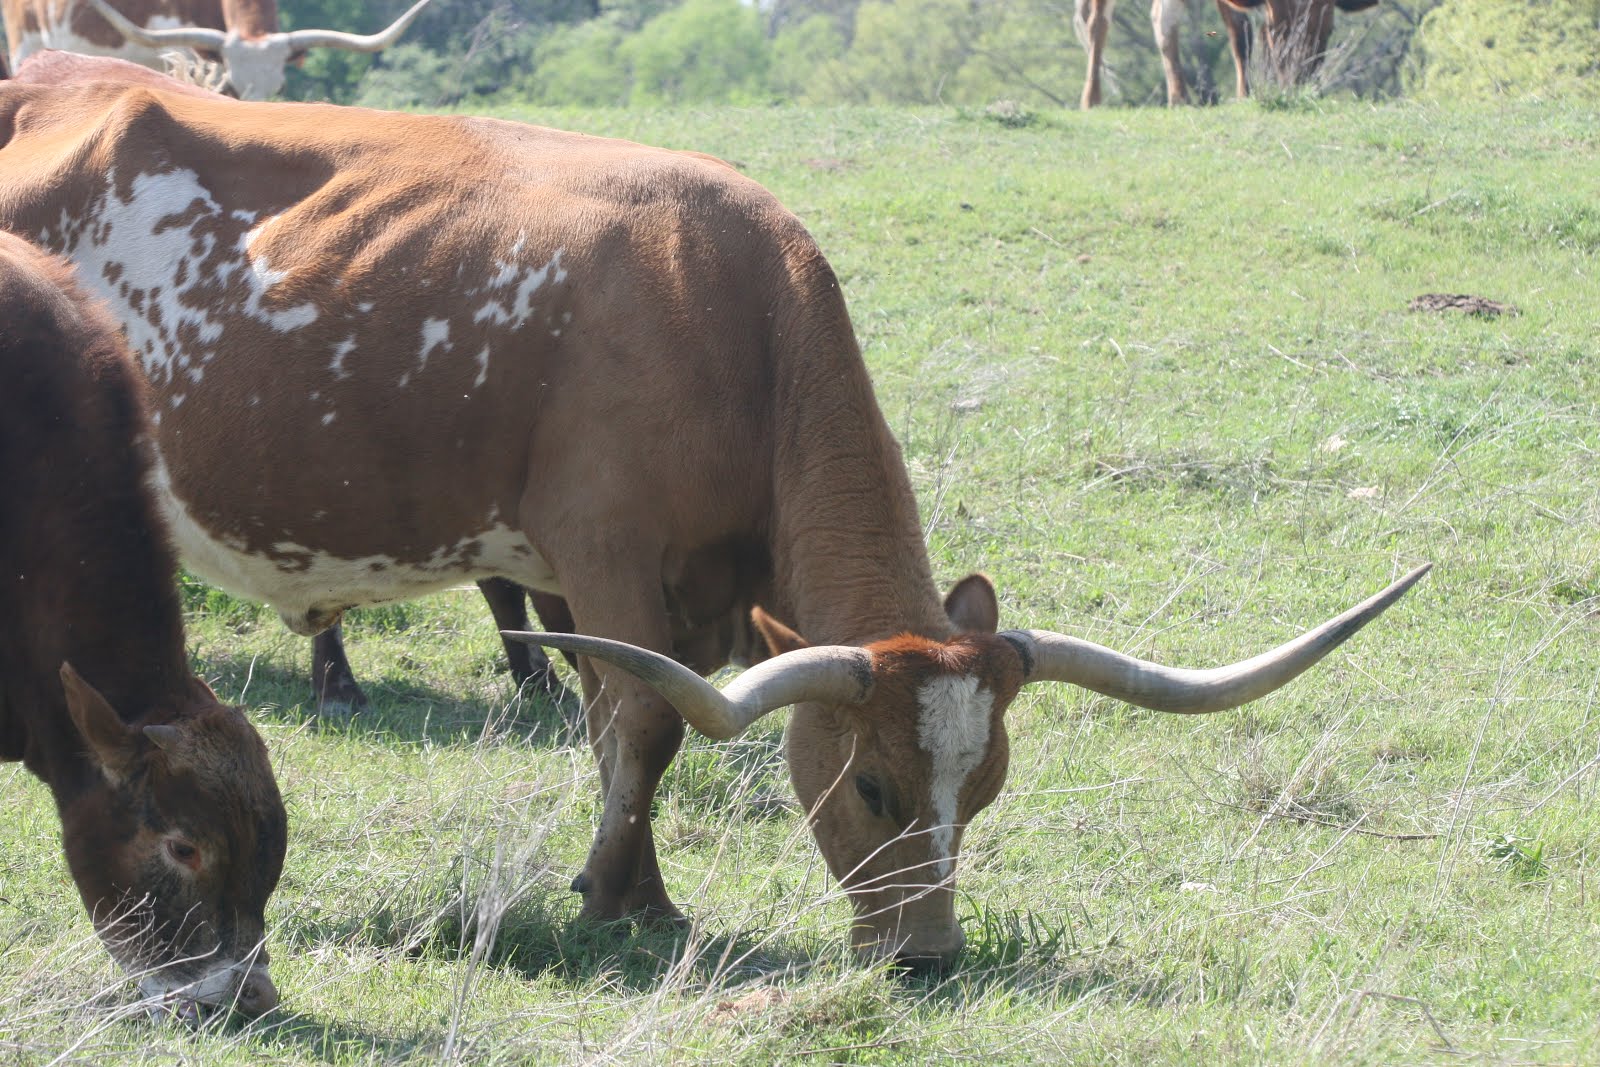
[{"xmin": 2, "ymin": 99, "xmax": 1598, "ymax": 1065}]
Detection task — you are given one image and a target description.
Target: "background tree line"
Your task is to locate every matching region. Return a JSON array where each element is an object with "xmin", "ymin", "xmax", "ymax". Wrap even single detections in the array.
[{"xmin": 266, "ymin": 0, "xmax": 1600, "ymax": 109}]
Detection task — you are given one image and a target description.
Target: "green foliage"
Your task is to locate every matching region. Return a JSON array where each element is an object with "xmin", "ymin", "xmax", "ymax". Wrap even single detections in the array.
[
  {"xmin": 769, "ymin": 14, "xmax": 849, "ymax": 101},
  {"xmin": 621, "ymin": 0, "xmax": 771, "ymax": 104},
  {"xmin": 1415, "ymin": 0, "xmax": 1600, "ymax": 101},
  {"xmin": 529, "ymin": 18, "xmax": 634, "ymax": 105},
  {"xmin": 818, "ymin": 0, "xmax": 977, "ymax": 103}
]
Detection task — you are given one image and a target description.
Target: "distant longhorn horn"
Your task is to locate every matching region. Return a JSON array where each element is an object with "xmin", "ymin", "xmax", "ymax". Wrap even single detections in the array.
[
  {"xmin": 280, "ymin": 0, "xmax": 434, "ymax": 54},
  {"xmin": 85, "ymin": 0, "xmax": 228, "ymax": 51},
  {"xmin": 1001, "ymin": 564, "xmax": 1429, "ymax": 713},
  {"xmin": 500, "ymin": 632, "xmax": 873, "ymax": 739},
  {"xmin": 142, "ymin": 724, "xmax": 184, "ymax": 752}
]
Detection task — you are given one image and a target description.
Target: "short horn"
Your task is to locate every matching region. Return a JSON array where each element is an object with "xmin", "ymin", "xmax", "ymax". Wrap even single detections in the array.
[
  {"xmin": 281, "ymin": 0, "xmax": 433, "ymax": 53},
  {"xmin": 86, "ymin": 0, "xmax": 227, "ymax": 50},
  {"xmin": 1003, "ymin": 563, "xmax": 1430, "ymax": 714},
  {"xmin": 500, "ymin": 632, "xmax": 873, "ymax": 739}
]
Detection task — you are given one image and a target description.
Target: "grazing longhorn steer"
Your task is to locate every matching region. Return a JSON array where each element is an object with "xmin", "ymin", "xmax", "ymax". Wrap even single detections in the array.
[
  {"xmin": 0, "ymin": 231, "xmax": 286, "ymax": 1017},
  {"xmin": 0, "ymin": 55, "xmax": 1427, "ymax": 967},
  {"xmin": 1076, "ymin": 0, "xmax": 1378, "ymax": 108},
  {"xmin": 1, "ymin": 0, "xmax": 431, "ymax": 100}
]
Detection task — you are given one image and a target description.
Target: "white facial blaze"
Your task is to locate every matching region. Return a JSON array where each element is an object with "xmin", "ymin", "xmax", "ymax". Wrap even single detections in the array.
[
  {"xmin": 916, "ymin": 675, "xmax": 993, "ymax": 881},
  {"xmin": 218, "ymin": 36, "xmax": 295, "ymax": 101}
]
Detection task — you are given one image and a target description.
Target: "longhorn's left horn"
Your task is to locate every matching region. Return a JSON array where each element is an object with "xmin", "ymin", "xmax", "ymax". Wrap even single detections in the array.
[
  {"xmin": 500, "ymin": 632, "xmax": 873, "ymax": 739},
  {"xmin": 86, "ymin": 0, "xmax": 227, "ymax": 50},
  {"xmin": 280, "ymin": 0, "xmax": 434, "ymax": 53},
  {"xmin": 1001, "ymin": 563, "xmax": 1430, "ymax": 714}
]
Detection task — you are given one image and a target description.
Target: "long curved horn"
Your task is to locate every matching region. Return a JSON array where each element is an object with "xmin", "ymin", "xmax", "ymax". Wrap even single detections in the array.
[
  {"xmin": 281, "ymin": 0, "xmax": 433, "ymax": 53},
  {"xmin": 500, "ymin": 632, "xmax": 873, "ymax": 739},
  {"xmin": 1002, "ymin": 563, "xmax": 1430, "ymax": 714},
  {"xmin": 85, "ymin": 0, "xmax": 227, "ymax": 50}
]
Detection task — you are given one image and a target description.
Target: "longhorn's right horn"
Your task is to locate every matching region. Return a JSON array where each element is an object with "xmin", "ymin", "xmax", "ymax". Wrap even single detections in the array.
[
  {"xmin": 86, "ymin": 0, "xmax": 227, "ymax": 50},
  {"xmin": 500, "ymin": 632, "xmax": 874, "ymax": 739},
  {"xmin": 281, "ymin": 0, "xmax": 434, "ymax": 53},
  {"xmin": 1001, "ymin": 564, "xmax": 1431, "ymax": 714}
]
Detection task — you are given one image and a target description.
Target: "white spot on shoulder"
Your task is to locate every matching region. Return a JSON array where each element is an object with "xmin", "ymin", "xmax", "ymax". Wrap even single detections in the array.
[
  {"xmin": 473, "ymin": 346, "xmax": 491, "ymax": 388},
  {"xmin": 472, "ymin": 241, "xmax": 567, "ymax": 329},
  {"xmin": 329, "ymin": 337, "xmax": 357, "ymax": 380},
  {"xmin": 916, "ymin": 674, "xmax": 993, "ymax": 880},
  {"xmin": 418, "ymin": 317, "xmax": 451, "ymax": 370}
]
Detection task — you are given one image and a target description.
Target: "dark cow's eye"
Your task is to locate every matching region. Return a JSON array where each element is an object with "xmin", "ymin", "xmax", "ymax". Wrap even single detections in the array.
[
  {"xmin": 166, "ymin": 839, "xmax": 201, "ymax": 869},
  {"xmin": 855, "ymin": 775, "xmax": 885, "ymax": 817}
]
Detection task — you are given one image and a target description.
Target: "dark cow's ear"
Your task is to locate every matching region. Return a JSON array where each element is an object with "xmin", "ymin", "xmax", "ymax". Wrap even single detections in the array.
[
  {"xmin": 943, "ymin": 573, "xmax": 999, "ymax": 634},
  {"xmin": 60, "ymin": 662, "xmax": 139, "ymax": 784},
  {"xmin": 751, "ymin": 607, "xmax": 810, "ymax": 657},
  {"xmin": 1334, "ymin": 0, "xmax": 1379, "ymax": 10}
]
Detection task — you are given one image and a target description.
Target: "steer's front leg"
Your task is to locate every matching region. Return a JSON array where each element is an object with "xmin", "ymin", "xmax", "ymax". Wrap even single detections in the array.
[{"xmin": 573, "ymin": 653, "xmax": 688, "ymax": 927}]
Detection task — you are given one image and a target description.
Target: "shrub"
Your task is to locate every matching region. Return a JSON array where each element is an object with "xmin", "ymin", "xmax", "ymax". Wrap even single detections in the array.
[{"xmin": 1414, "ymin": 0, "xmax": 1600, "ymax": 101}]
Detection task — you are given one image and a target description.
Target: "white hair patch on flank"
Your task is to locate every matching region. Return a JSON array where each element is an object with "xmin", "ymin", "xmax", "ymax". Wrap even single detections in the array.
[{"xmin": 916, "ymin": 674, "xmax": 993, "ymax": 879}]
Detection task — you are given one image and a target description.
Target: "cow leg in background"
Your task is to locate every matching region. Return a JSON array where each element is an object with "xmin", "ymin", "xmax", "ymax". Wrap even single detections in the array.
[
  {"xmin": 528, "ymin": 590, "xmax": 579, "ymax": 670},
  {"xmin": 1075, "ymin": 0, "xmax": 1112, "ymax": 108},
  {"xmin": 311, "ymin": 622, "xmax": 367, "ymax": 711},
  {"xmin": 1216, "ymin": 0, "xmax": 1251, "ymax": 98},
  {"xmin": 476, "ymin": 578, "xmax": 568, "ymax": 691},
  {"xmin": 1150, "ymin": 0, "xmax": 1191, "ymax": 105}
]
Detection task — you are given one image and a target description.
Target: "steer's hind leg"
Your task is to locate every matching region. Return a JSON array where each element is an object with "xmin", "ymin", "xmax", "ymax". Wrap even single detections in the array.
[{"xmin": 312, "ymin": 622, "xmax": 368, "ymax": 712}]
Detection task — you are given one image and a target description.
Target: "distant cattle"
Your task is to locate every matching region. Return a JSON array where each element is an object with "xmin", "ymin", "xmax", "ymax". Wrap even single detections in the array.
[
  {"xmin": 0, "ymin": 231, "xmax": 285, "ymax": 1018},
  {"xmin": 1076, "ymin": 0, "xmax": 1379, "ymax": 108},
  {"xmin": 2, "ymin": 0, "xmax": 431, "ymax": 99},
  {"xmin": 0, "ymin": 56, "xmax": 1426, "ymax": 966}
]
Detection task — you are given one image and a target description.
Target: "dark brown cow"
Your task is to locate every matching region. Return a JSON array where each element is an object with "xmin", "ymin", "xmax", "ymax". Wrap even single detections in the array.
[
  {"xmin": 0, "ymin": 56, "xmax": 1427, "ymax": 966},
  {"xmin": 2, "ymin": 0, "xmax": 431, "ymax": 99},
  {"xmin": 0, "ymin": 230, "xmax": 285, "ymax": 1017},
  {"xmin": 1077, "ymin": 0, "xmax": 1378, "ymax": 108}
]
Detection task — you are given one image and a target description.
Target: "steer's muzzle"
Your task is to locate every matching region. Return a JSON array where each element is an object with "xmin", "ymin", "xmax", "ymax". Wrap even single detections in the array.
[
  {"xmin": 234, "ymin": 964, "xmax": 280, "ymax": 1016},
  {"xmin": 893, "ymin": 948, "xmax": 961, "ymax": 977},
  {"xmin": 139, "ymin": 960, "xmax": 279, "ymax": 1020},
  {"xmin": 854, "ymin": 919, "xmax": 965, "ymax": 975}
]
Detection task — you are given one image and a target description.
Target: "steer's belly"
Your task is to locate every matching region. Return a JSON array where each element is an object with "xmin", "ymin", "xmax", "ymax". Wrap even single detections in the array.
[{"xmin": 148, "ymin": 453, "xmax": 560, "ymax": 635}]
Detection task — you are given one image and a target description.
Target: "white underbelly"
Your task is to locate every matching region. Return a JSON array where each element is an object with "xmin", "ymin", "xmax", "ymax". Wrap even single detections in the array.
[{"xmin": 147, "ymin": 451, "xmax": 560, "ymax": 635}]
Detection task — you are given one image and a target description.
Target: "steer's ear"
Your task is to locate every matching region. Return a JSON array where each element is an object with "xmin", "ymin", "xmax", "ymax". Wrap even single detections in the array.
[
  {"xmin": 1334, "ymin": 0, "xmax": 1379, "ymax": 10},
  {"xmin": 60, "ymin": 662, "xmax": 140, "ymax": 785},
  {"xmin": 751, "ymin": 607, "xmax": 810, "ymax": 658},
  {"xmin": 944, "ymin": 574, "xmax": 999, "ymax": 634}
]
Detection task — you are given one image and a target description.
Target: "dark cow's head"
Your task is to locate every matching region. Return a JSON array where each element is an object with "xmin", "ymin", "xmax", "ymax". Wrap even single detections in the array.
[
  {"xmin": 508, "ymin": 565, "xmax": 1427, "ymax": 970},
  {"xmin": 57, "ymin": 663, "xmax": 286, "ymax": 1019}
]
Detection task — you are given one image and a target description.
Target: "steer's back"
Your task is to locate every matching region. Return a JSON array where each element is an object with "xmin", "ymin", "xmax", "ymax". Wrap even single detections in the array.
[{"xmin": 0, "ymin": 77, "xmax": 851, "ymax": 624}]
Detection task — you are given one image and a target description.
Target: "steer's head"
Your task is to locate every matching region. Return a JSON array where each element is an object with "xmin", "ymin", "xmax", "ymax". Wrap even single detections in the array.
[
  {"xmin": 505, "ymin": 564, "xmax": 1427, "ymax": 970},
  {"xmin": 85, "ymin": 0, "xmax": 436, "ymax": 100},
  {"xmin": 759, "ymin": 578, "xmax": 1016, "ymax": 969},
  {"xmin": 56, "ymin": 663, "xmax": 286, "ymax": 1019}
]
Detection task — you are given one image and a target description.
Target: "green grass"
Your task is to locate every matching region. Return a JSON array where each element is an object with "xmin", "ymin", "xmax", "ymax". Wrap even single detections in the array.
[{"xmin": 4, "ymin": 99, "xmax": 1598, "ymax": 1064}]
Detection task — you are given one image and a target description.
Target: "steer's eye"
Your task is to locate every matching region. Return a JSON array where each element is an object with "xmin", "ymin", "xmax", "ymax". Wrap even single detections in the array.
[
  {"xmin": 855, "ymin": 775, "xmax": 885, "ymax": 817},
  {"xmin": 165, "ymin": 839, "xmax": 201, "ymax": 870}
]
